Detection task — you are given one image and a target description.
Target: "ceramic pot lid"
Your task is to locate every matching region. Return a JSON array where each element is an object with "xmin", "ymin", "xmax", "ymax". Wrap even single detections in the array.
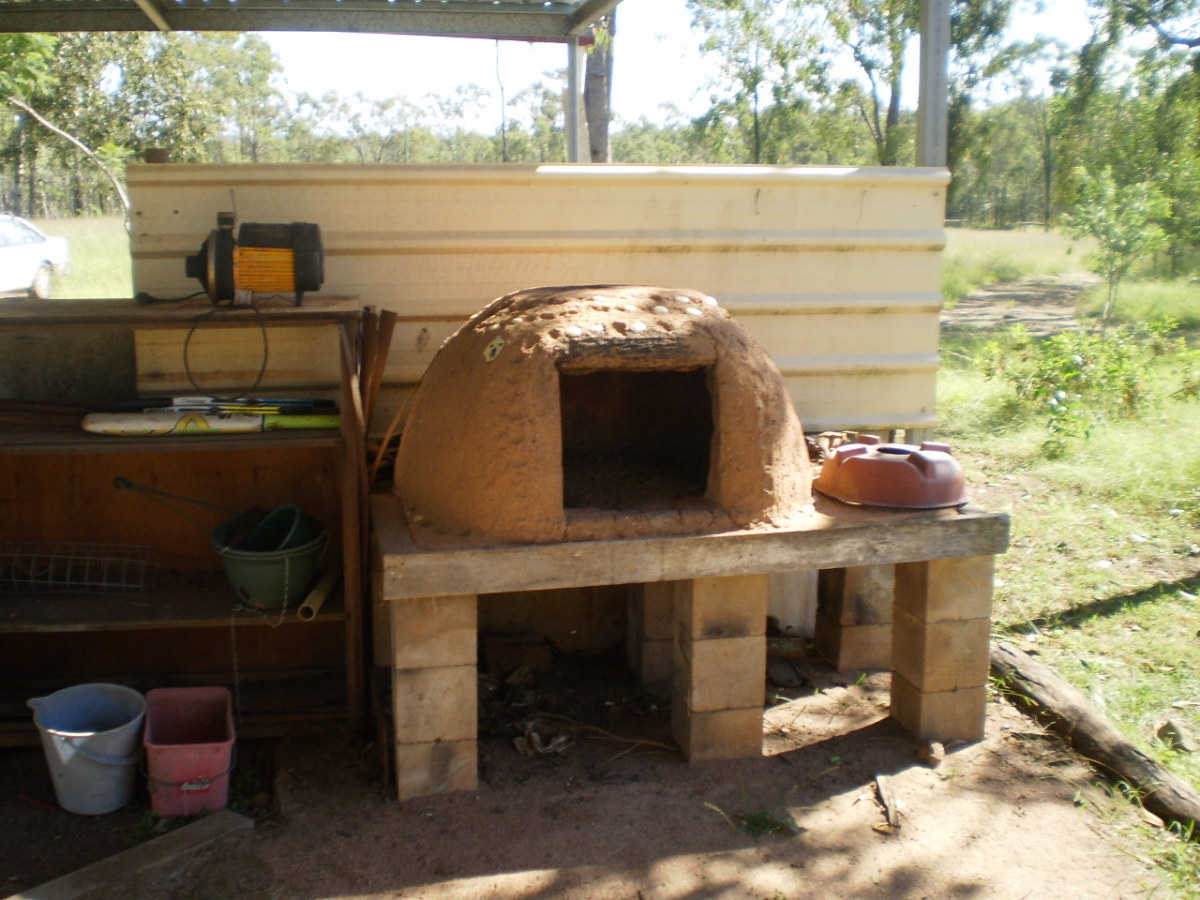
[{"xmin": 813, "ymin": 437, "xmax": 968, "ymax": 510}]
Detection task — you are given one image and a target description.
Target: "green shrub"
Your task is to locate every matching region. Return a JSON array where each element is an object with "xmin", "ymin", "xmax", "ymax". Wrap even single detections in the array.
[{"xmin": 967, "ymin": 321, "xmax": 1193, "ymax": 457}]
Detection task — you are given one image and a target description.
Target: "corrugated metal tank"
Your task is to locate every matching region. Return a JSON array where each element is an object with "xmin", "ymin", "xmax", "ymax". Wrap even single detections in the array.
[{"xmin": 126, "ymin": 163, "xmax": 947, "ymax": 435}]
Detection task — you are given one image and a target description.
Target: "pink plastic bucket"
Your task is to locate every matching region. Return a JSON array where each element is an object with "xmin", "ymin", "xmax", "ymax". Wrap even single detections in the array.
[{"xmin": 144, "ymin": 687, "xmax": 234, "ymax": 817}]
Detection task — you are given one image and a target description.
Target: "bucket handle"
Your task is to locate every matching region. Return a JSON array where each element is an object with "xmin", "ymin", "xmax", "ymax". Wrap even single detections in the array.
[
  {"xmin": 61, "ymin": 736, "xmax": 141, "ymax": 768},
  {"xmin": 145, "ymin": 746, "xmax": 236, "ymax": 793}
]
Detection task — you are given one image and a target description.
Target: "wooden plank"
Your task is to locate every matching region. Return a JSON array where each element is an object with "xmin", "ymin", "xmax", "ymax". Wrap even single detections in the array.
[
  {"xmin": 373, "ymin": 497, "xmax": 1010, "ymax": 600},
  {"xmin": 338, "ymin": 319, "xmax": 367, "ymax": 727},
  {"xmin": 136, "ymin": 326, "xmax": 342, "ymax": 393},
  {"xmin": 0, "ymin": 296, "xmax": 360, "ymax": 329},
  {"xmin": 0, "ymin": 578, "xmax": 345, "ymax": 633},
  {"xmin": 363, "ymin": 309, "xmax": 397, "ymax": 428},
  {"xmin": 3, "ymin": 810, "xmax": 253, "ymax": 900},
  {"xmin": 0, "ymin": 427, "xmax": 341, "ymax": 456}
]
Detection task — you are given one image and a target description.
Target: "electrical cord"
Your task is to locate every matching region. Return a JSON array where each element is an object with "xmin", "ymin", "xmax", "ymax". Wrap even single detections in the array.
[{"xmin": 182, "ymin": 302, "xmax": 270, "ymax": 400}]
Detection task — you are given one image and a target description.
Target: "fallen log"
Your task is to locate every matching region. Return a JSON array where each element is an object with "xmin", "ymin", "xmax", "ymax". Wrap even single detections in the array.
[{"xmin": 991, "ymin": 639, "xmax": 1200, "ymax": 836}]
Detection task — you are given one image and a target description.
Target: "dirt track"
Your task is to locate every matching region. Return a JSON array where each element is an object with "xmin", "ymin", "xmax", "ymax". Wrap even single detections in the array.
[{"xmin": 942, "ymin": 272, "xmax": 1100, "ymax": 334}]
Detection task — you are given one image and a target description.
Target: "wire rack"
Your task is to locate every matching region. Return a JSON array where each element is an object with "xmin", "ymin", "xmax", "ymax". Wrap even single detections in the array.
[{"xmin": 0, "ymin": 542, "xmax": 157, "ymax": 596}]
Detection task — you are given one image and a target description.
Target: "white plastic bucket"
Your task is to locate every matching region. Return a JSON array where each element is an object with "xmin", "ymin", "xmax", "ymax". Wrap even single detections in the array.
[{"xmin": 27, "ymin": 683, "xmax": 146, "ymax": 815}]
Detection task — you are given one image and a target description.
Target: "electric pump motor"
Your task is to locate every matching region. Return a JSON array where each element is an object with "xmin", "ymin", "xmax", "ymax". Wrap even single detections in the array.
[{"xmin": 185, "ymin": 212, "xmax": 324, "ymax": 306}]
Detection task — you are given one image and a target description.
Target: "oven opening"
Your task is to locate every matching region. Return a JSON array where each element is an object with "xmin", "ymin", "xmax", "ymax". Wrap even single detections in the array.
[{"xmin": 559, "ymin": 367, "xmax": 713, "ymax": 510}]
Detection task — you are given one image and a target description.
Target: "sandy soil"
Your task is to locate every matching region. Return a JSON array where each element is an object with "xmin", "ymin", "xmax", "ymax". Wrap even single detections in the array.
[{"xmin": 0, "ymin": 271, "xmax": 1173, "ymax": 900}]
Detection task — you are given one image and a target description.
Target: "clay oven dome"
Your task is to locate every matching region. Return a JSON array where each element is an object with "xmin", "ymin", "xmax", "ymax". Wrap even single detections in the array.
[{"xmin": 393, "ymin": 285, "xmax": 812, "ymax": 545}]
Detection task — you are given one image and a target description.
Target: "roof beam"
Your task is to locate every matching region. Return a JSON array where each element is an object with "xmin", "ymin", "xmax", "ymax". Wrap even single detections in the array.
[{"xmin": 566, "ymin": 0, "xmax": 620, "ymax": 36}]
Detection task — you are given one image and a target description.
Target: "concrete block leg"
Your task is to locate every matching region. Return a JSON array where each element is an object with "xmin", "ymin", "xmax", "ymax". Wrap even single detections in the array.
[
  {"xmin": 627, "ymin": 582, "xmax": 674, "ymax": 687},
  {"xmin": 671, "ymin": 575, "xmax": 768, "ymax": 761},
  {"xmin": 390, "ymin": 594, "xmax": 479, "ymax": 797},
  {"xmin": 889, "ymin": 557, "xmax": 995, "ymax": 743},
  {"xmin": 813, "ymin": 564, "xmax": 895, "ymax": 671}
]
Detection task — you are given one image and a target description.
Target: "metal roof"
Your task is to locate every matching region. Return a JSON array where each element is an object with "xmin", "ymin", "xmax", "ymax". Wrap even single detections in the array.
[{"xmin": 0, "ymin": 0, "xmax": 622, "ymax": 42}]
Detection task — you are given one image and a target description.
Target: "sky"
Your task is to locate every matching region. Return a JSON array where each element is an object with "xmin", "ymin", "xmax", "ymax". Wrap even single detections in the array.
[{"xmin": 264, "ymin": 0, "xmax": 1097, "ymax": 132}]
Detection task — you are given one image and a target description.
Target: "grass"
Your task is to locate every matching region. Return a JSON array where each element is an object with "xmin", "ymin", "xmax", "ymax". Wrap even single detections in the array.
[
  {"xmin": 939, "ymin": 314, "xmax": 1200, "ymax": 896},
  {"xmin": 1079, "ymin": 278, "xmax": 1200, "ymax": 329},
  {"xmin": 941, "ymin": 226, "xmax": 1095, "ymax": 305},
  {"xmin": 31, "ymin": 215, "xmax": 134, "ymax": 300},
  {"xmin": 703, "ymin": 800, "xmax": 799, "ymax": 837}
]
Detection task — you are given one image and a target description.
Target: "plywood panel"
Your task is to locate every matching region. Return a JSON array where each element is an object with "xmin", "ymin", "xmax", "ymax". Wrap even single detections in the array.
[
  {"xmin": 127, "ymin": 163, "xmax": 949, "ymax": 432},
  {"xmin": 0, "ymin": 446, "xmax": 341, "ymax": 571},
  {"xmin": 135, "ymin": 327, "xmax": 343, "ymax": 392}
]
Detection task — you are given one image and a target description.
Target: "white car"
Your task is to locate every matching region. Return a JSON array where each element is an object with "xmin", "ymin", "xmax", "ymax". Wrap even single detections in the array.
[{"xmin": 0, "ymin": 214, "xmax": 70, "ymax": 299}]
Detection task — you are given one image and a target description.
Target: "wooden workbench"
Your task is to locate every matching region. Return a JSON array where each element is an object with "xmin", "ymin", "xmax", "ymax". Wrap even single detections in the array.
[{"xmin": 372, "ymin": 496, "xmax": 1010, "ymax": 800}]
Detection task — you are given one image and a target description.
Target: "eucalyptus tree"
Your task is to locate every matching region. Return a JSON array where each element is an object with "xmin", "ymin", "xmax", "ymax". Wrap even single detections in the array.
[
  {"xmin": 585, "ymin": 10, "xmax": 616, "ymax": 162},
  {"xmin": 819, "ymin": 0, "xmax": 917, "ymax": 165},
  {"xmin": 331, "ymin": 94, "xmax": 431, "ymax": 163},
  {"xmin": 0, "ymin": 33, "xmax": 55, "ymax": 214},
  {"xmin": 0, "ymin": 33, "xmax": 54, "ymax": 97},
  {"xmin": 507, "ymin": 80, "xmax": 566, "ymax": 163},
  {"xmin": 611, "ymin": 114, "xmax": 707, "ymax": 163},
  {"xmin": 1094, "ymin": 0, "xmax": 1200, "ymax": 46},
  {"xmin": 3, "ymin": 33, "xmax": 166, "ymax": 217},
  {"xmin": 1051, "ymin": 4, "xmax": 1200, "ymax": 266},
  {"xmin": 822, "ymin": 0, "xmax": 1027, "ymax": 167},
  {"xmin": 688, "ymin": 0, "xmax": 1030, "ymax": 167},
  {"xmin": 1065, "ymin": 166, "xmax": 1170, "ymax": 324},
  {"xmin": 191, "ymin": 33, "xmax": 289, "ymax": 163},
  {"xmin": 949, "ymin": 96, "xmax": 1051, "ymax": 226},
  {"xmin": 687, "ymin": 0, "xmax": 828, "ymax": 163}
]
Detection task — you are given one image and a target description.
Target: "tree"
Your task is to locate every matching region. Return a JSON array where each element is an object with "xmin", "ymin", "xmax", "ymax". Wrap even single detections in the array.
[
  {"xmin": 948, "ymin": 96, "xmax": 1051, "ymax": 226},
  {"xmin": 0, "ymin": 33, "xmax": 55, "ymax": 216},
  {"xmin": 193, "ymin": 33, "xmax": 289, "ymax": 163},
  {"xmin": 1095, "ymin": 0, "xmax": 1200, "ymax": 47},
  {"xmin": 0, "ymin": 33, "xmax": 55, "ymax": 98},
  {"xmin": 585, "ymin": 11, "xmax": 616, "ymax": 162},
  {"xmin": 946, "ymin": 0, "xmax": 1044, "ymax": 212},
  {"xmin": 1065, "ymin": 166, "xmax": 1170, "ymax": 325},
  {"xmin": 820, "ymin": 0, "xmax": 917, "ymax": 165},
  {"xmin": 687, "ymin": 0, "xmax": 827, "ymax": 163}
]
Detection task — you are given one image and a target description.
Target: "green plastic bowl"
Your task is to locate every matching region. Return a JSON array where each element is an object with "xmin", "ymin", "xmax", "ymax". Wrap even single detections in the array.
[{"xmin": 211, "ymin": 520, "xmax": 327, "ymax": 609}]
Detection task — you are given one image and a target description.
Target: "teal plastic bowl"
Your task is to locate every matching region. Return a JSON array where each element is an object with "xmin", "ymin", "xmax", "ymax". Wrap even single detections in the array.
[{"xmin": 243, "ymin": 504, "xmax": 324, "ymax": 552}]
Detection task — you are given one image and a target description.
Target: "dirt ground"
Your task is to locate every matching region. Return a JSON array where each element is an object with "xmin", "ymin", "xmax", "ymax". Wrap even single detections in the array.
[
  {"xmin": 0, "ymin": 655, "xmax": 1169, "ymax": 900},
  {"xmin": 0, "ymin": 657, "xmax": 1171, "ymax": 900},
  {"xmin": 2, "ymin": 272, "xmax": 1175, "ymax": 900}
]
